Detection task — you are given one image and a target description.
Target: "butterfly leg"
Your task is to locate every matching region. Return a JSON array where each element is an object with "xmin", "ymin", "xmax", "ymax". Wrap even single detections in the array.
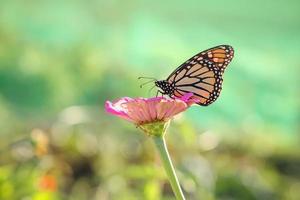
[
  {"xmin": 156, "ymin": 90, "xmax": 159, "ymax": 97},
  {"xmin": 156, "ymin": 90, "xmax": 165, "ymax": 97}
]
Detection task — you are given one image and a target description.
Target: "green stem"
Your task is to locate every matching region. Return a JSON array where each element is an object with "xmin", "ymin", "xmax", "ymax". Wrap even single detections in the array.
[{"xmin": 153, "ymin": 136, "xmax": 186, "ymax": 200}]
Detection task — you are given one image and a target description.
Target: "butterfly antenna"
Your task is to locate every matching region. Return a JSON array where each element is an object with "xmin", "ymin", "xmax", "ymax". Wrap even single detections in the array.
[
  {"xmin": 138, "ymin": 76, "xmax": 157, "ymax": 81},
  {"xmin": 139, "ymin": 79, "xmax": 155, "ymax": 88}
]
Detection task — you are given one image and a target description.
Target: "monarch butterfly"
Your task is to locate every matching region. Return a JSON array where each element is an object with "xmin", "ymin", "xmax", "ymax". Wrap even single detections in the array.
[{"xmin": 154, "ymin": 45, "xmax": 234, "ymax": 106}]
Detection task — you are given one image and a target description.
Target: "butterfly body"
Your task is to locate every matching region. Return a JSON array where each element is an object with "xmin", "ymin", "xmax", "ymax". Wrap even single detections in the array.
[
  {"xmin": 155, "ymin": 45, "xmax": 234, "ymax": 106},
  {"xmin": 155, "ymin": 80, "xmax": 174, "ymax": 95}
]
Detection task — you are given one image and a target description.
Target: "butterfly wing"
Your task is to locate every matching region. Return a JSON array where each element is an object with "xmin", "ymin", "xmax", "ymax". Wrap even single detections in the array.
[{"xmin": 167, "ymin": 45, "xmax": 234, "ymax": 106}]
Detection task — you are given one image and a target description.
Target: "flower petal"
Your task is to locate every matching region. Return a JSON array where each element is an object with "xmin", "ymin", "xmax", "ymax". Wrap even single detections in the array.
[
  {"xmin": 180, "ymin": 92, "xmax": 194, "ymax": 102},
  {"xmin": 105, "ymin": 96, "xmax": 191, "ymax": 125},
  {"xmin": 164, "ymin": 100, "xmax": 187, "ymax": 118},
  {"xmin": 105, "ymin": 100, "xmax": 133, "ymax": 122}
]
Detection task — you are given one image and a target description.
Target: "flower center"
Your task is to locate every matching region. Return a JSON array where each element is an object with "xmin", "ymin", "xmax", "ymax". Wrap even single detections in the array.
[{"xmin": 138, "ymin": 121, "xmax": 170, "ymax": 137}]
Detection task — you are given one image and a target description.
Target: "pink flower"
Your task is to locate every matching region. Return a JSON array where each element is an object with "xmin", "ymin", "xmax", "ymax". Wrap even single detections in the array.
[
  {"xmin": 105, "ymin": 94, "xmax": 195, "ymax": 197},
  {"xmin": 105, "ymin": 93, "xmax": 196, "ymax": 125}
]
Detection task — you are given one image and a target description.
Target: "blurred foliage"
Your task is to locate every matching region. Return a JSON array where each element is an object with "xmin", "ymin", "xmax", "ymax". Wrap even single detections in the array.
[{"xmin": 0, "ymin": 0, "xmax": 299, "ymax": 199}]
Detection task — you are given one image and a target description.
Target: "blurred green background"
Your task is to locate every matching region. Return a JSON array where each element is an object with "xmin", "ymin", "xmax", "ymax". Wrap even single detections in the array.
[{"xmin": 0, "ymin": 0, "xmax": 299, "ymax": 199}]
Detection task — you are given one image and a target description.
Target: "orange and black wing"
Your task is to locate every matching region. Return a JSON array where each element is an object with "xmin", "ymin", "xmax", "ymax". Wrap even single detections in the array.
[{"xmin": 167, "ymin": 45, "xmax": 234, "ymax": 106}]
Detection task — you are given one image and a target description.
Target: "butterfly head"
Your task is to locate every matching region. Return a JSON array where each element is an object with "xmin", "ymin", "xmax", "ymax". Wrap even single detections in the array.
[{"xmin": 155, "ymin": 80, "xmax": 174, "ymax": 95}]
